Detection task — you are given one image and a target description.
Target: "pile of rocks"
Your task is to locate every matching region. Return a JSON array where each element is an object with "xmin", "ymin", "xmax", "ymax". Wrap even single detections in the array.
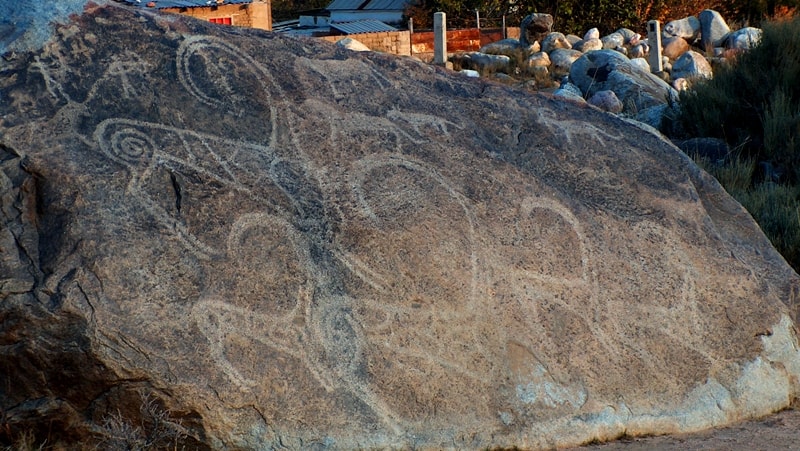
[{"xmin": 450, "ymin": 10, "xmax": 762, "ymax": 127}]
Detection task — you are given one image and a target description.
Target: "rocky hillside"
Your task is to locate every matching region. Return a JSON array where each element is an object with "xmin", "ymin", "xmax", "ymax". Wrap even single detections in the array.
[{"xmin": 1, "ymin": 2, "xmax": 799, "ymax": 449}]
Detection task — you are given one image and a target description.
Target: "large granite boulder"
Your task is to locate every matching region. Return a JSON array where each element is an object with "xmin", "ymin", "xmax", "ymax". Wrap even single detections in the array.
[
  {"xmin": 699, "ymin": 9, "xmax": 731, "ymax": 50},
  {"xmin": 2, "ymin": 2, "xmax": 800, "ymax": 450},
  {"xmin": 569, "ymin": 49, "xmax": 678, "ymax": 114}
]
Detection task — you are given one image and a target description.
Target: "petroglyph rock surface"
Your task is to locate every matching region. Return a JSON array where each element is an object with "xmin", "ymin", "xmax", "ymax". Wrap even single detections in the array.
[{"xmin": 2, "ymin": 2, "xmax": 800, "ymax": 449}]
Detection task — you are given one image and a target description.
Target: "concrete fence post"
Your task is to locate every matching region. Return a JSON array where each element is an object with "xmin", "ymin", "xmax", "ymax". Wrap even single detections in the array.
[
  {"xmin": 647, "ymin": 20, "xmax": 663, "ymax": 73},
  {"xmin": 434, "ymin": 12, "xmax": 447, "ymax": 65}
]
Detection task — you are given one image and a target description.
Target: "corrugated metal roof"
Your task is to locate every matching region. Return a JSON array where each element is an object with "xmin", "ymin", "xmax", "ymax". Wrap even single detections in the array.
[
  {"xmin": 326, "ymin": 0, "xmax": 368, "ymax": 10},
  {"xmin": 330, "ymin": 20, "xmax": 397, "ymax": 34},
  {"xmin": 119, "ymin": 0, "xmax": 252, "ymax": 9},
  {"xmin": 362, "ymin": 0, "xmax": 409, "ymax": 10}
]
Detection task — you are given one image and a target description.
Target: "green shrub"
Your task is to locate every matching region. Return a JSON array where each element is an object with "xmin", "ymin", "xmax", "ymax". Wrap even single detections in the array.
[
  {"xmin": 692, "ymin": 153, "xmax": 800, "ymax": 271},
  {"xmin": 679, "ymin": 16, "xmax": 800, "ymax": 183},
  {"xmin": 735, "ymin": 182, "xmax": 800, "ymax": 269}
]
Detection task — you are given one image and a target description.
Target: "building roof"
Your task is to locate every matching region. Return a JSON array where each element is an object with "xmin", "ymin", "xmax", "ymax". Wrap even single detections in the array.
[
  {"xmin": 326, "ymin": 0, "xmax": 408, "ymax": 11},
  {"xmin": 118, "ymin": 0, "xmax": 253, "ymax": 9},
  {"xmin": 330, "ymin": 19, "xmax": 397, "ymax": 34}
]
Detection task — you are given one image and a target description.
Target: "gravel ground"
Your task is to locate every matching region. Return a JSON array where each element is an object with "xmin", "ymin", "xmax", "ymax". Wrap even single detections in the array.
[{"xmin": 570, "ymin": 408, "xmax": 800, "ymax": 450}]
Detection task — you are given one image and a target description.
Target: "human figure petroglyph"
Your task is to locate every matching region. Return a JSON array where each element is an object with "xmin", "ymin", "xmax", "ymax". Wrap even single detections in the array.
[{"xmin": 87, "ymin": 51, "xmax": 153, "ymax": 100}]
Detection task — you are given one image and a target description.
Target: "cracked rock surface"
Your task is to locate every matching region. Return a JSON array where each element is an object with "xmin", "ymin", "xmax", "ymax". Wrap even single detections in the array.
[{"xmin": 1, "ymin": 2, "xmax": 800, "ymax": 449}]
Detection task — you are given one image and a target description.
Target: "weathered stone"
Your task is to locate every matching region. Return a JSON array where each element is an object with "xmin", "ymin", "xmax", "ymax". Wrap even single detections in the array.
[
  {"xmin": 549, "ymin": 48, "xmax": 583, "ymax": 77},
  {"xmin": 629, "ymin": 43, "xmax": 648, "ymax": 59},
  {"xmin": 699, "ymin": 9, "xmax": 731, "ymax": 50},
  {"xmin": 336, "ymin": 37, "xmax": 370, "ymax": 51},
  {"xmin": 524, "ymin": 51, "xmax": 551, "ymax": 70},
  {"xmin": 566, "ymin": 34, "xmax": 582, "ymax": 46},
  {"xmin": 671, "ymin": 50, "xmax": 713, "ymax": 81},
  {"xmin": 672, "ymin": 77, "xmax": 690, "ymax": 91},
  {"xmin": 726, "ymin": 27, "xmax": 762, "ymax": 50},
  {"xmin": 541, "ymin": 32, "xmax": 572, "ymax": 53},
  {"xmin": 569, "ymin": 49, "xmax": 678, "ymax": 114},
  {"xmin": 452, "ymin": 51, "xmax": 511, "ymax": 74},
  {"xmin": 588, "ymin": 90, "xmax": 623, "ymax": 113},
  {"xmin": 601, "ymin": 32, "xmax": 624, "ymax": 49},
  {"xmin": 553, "ymin": 82, "xmax": 585, "ymax": 101},
  {"xmin": 663, "ymin": 16, "xmax": 701, "ymax": 42},
  {"xmin": 574, "ymin": 38, "xmax": 603, "ymax": 53},
  {"xmin": 519, "ymin": 12, "xmax": 553, "ymax": 47},
  {"xmin": 584, "ymin": 27, "xmax": 600, "ymax": 41},
  {"xmin": 630, "ymin": 57, "xmax": 651, "ymax": 73},
  {"xmin": 3, "ymin": 2, "xmax": 800, "ymax": 450},
  {"xmin": 480, "ymin": 38, "xmax": 525, "ymax": 57},
  {"xmin": 662, "ymin": 35, "xmax": 690, "ymax": 60},
  {"xmin": 615, "ymin": 28, "xmax": 637, "ymax": 43}
]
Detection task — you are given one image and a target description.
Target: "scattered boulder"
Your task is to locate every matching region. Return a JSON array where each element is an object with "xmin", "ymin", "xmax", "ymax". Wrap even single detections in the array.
[
  {"xmin": 726, "ymin": 27, "xmax": 762, "ymax": 50},
  {"xmin": 601, "ymin": 32, "xmax": 625, "ymax": 49},
  {"xmin": 663, "ymin": 15, "xmax": 701, "ymax": 42},
  {"xmin": 549, "ymin": 48, "xmax": 583, "ymax": 77},
  {"xmin": 584, "ymin": 27, "xmax": 600, "ymax": 40},
  {"xmin": 672, "ymin": 77, "xmax": 690, "ymax": 91},
  {"xmin": 553, "ymin": 81, "xmax": 586, "ymax": 101},
  {"xmin": 615, "ymin": 28, "xmax": 638, "ymax": 44},
  {"xmin": 671, "ymin": 50, "xmax": 713, "ymax": 81},
  {"xmin": 524, "ymin": 51, "xmax": 551, "ymax": 71},
  {"xmin": 661, "ymin": 35, "xmax": 690, "ymax": 60},
  {"xmin": 479, "ymin": 38, "xmax": 525, "ymax": 57},
  {"xmin": 520, "ymin": 13, "xmax": 553, "ymax": 47},
  {"xmin": 629, "ymin": 43, "xmax": 648, "ymax": 59},
  {"xmin": 541, "ymin": 32, "xmax": 572, "ymax": 53},
  {"xmin": 698, "ymin": 9, "xmax": 731, "ymax": 50},
  {"xmin": 566, "ymin": 34, "xmax": 582, "ymax": 46},
  {"xmin": 588, "ymin": 90, "xmax": 623, "ymax": 113},
  {"xmin": 462, "ymin": 52, "xmax": 512, "ymax": 74},
  {"xmin": 337, "ymin": 37, "xmax": 370, "ymax": 51},
  {"xmin": 574, "ymin": 38, "xmax": 603, "ymax": 53},
  {"xmin": 569, "ymin": 49, "xmax": 678, "ymax": 114}
]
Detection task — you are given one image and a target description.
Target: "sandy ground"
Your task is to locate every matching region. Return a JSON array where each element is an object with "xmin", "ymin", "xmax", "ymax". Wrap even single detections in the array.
[{"xmin": 569, "ymin": 408, "xmax": 800, "ymax": 450}]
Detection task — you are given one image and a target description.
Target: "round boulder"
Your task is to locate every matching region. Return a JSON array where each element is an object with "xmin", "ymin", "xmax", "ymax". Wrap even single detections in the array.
[
  {"xmin": 726, "ymin": 27, "xmax": 762, "ymax": 50},
  {"xmin": 671, "ymin": 50, "xmax": 713, "ymax": 81},
  {"xmin": 662, "ymin": 36, "xmax": 690, "ymax": 61},
  {"xmin": 584, "ymin": 27, "xmax": 600, "ymax": 41},
  {"xmin": 552, "ymin": 81, "xmax": 586, "ymax": 101},
  {"xmin": 588, "ymin": 90, "xmax": 624, "ymax": 113},
  {"xmin": 574, "ymin": 38, "xmax": 603, "ymax": 53},
  {"xmin": 569, "ymin": 49, "xmax": 677, "ymax": 114},
  {"xmin": 549, "ymin": 48, "xmax": 583, "ymax": 77},
  {"xmin": 541, "ymin": 32, "xmax": 572, "ymax": 53},
  {"xmin": 601, "ymin": 32, "xmax": 624, "ymax": 49}
]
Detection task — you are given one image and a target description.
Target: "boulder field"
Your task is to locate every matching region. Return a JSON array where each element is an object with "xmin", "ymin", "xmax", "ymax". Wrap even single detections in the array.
[{"xmin": 1, "ymin": 2, "xmax": 799, "ymax": 449}]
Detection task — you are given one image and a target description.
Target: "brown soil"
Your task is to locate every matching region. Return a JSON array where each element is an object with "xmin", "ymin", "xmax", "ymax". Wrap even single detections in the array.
[{"xmin": 570, "ymin": 408, "xmax": 800, "ymax": 450}]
